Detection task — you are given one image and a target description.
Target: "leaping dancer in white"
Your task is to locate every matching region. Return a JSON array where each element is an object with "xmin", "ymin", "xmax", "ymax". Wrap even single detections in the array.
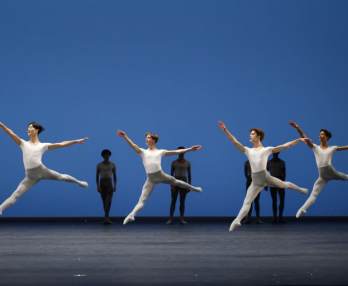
[
  {"xmin": 290, "ymin": 121, "xmax": 348, "ymax": 218},
  {"xmin": 117, "ymin": 130, "xmax": 203, "ymax": 225},
  {"xmin": 0, "ymin": 121, "xmax": 88, "ymax": 215},
  {"xmin": 218, "ymin": 121, "xmax": 308, "ymax": 232}
]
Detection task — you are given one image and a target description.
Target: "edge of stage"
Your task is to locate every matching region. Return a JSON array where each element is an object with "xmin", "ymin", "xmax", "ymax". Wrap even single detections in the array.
[{"xmin": 1, "ymin": 216, "xmax": 348, "ymax": 223}]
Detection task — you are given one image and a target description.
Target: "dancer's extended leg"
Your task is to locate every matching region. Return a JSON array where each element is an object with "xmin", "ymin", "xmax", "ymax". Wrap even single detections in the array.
[
  {"xmin": 43, "ymin": 167, "xmax": 88, "ymax": 188},
  {"xmin": 0, "ymin": 177, "xmax": 37, "ymax": 214},
  {"xmin": 229, "ymin": 183, "xmax": 263, "ymax": 232},
  {"xmin": 123, "ymin": 178, "xmax": 155, "ymax": 224},
  {"xmin": 296, "ymin": 177, "xmax": 327, "ymax": 218},
  {"xmin": 266, "ymin": 173, "xmax": 308, "ymax": 194},
  {"xmin": 331, "ymin": 168, "xmax": 348, "ymax": 181},
  {"xmin": 160, "ymin": 172, "xmax": 202, "ymax": 192}
]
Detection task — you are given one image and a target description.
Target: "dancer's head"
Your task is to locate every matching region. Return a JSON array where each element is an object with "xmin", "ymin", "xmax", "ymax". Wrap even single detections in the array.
[
  {"xmin": 177, "ymin": 146, "xmax": 185, "ymax": 159},
  {"xmin": 249, "ymin": 128, "xmax": 264, "ymax": 143},
  {"xmin": 27, "ymin": 122, "xmax": 44, "ymax": 137},
  {"xmin": 145, "ymin": 132, "xmax": 159, "ymax": 147},
  {"xmin": 319, "ymin": 129, "xmax": 332, "ymax": 143},
  {"xmin": 101, "ymin": 149, "xmax": 112, "ymax": 160}
]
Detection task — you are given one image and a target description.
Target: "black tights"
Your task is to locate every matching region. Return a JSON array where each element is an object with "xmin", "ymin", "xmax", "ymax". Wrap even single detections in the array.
[
  {"xmin": 270, "ymin": 188, "xmax": 285, "ymax": 219},
  {"xmin": 100, "ymin": 192, "xmax": 113, "ymax": 218},
  {"xmin": 170, "ymin": 188, "xmax": 188, "ymax": 217}
]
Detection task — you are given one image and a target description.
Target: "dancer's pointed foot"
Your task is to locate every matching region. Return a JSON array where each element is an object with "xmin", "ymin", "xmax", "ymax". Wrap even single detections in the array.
[
  {"xmin": 296, "ymin": 208, "xmax": 306, "ymax": 218},
  {"xmin": 123, "ymin": 214, "xmax": 135, "ymax": 225},
  {"xmin": 229, "ymin": 221, "xmax": 241, "ymax": 232},
  {"xmin": 166, "ymin": 218, "xmax": 173, "ymax": 225},
  {"xmin": 79, "ymin": 181, "xmax": 89, "ymax": 188},
  {"xmin": 192, "ymin": 187, "xmax": 203, "ymax": 193},
  {"xmin": 299, "ymin": 187, "xmax": 308, "ymax": 195}
]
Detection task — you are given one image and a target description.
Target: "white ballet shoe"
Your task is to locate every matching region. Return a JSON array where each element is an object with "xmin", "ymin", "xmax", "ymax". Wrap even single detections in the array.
[
  {"xmin": 123, "ymin": 215, "xmax": 135, "ymax": 225},
  {"xmin": 296, "ymin": 208, "xmax": 306, "ymax": 218},
  {"xmin": 193, "ymin": 187, "xmax": 203, "ymax": 193},
  {"xmin": 79, "ymin": 181, "xmax": 88, "ymax": 188},
  {"xmin": 229, "ymin": 221, "xmax": 241, "ymax": 232}
]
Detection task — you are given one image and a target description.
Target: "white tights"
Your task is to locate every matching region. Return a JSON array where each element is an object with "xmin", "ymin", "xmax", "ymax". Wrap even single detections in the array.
[
  {"xmin": 232, "ymin": 170, "xmax": 307, "ymax": 225},
  {"xmin": 128, "ymin": 170, "xmax": 201, "ymax": 218},
  {"xmin": 0, "ymin": 164, "xmax": 87, "ymax": 214},
  {"xmin": 298, "ymin": 165, "xmax": 348, "ymax": 214}
]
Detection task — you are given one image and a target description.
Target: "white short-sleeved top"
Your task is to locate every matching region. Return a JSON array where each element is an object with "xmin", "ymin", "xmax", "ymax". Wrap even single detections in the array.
[
  {"xmin": 19, "ymin": 139, "xmax": 50, "ymax": 170},
  {"xmin": 244, "ymin": 146, "xmax": 273, "ymax": 173},
  {"xmin": 312, "ymin": 144, "xmax": 337, "ymax": 168},
  {"xmin": 139, "ymin": 148, "xmax": 167, "ymax": 174}
]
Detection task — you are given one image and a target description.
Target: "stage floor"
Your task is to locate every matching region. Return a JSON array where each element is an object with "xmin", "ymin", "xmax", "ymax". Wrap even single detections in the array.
[{"xmin": 0, "ymin": 220, "xmax": 348, "ymax": 286}]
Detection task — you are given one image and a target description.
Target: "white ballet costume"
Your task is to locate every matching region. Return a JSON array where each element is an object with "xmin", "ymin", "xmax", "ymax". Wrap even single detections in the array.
[
  {"xmin": 0, "ymin": 139, "xmax": 88, "ymax": 215},
  {"xmin": 229, "ymin": 146, "xmax": 308, "ymax": 232},
  {"xmin": 296, "ymin": 144, "xmax": 348, "ymax": 218},
  {"xmin": 123, "ymin": 148, "xmax": 202, "ymax": 224}
]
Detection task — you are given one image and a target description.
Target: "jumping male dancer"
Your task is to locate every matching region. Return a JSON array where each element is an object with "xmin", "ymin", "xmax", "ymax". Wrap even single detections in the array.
[{"xmin": 0, "ymin": 121, "xmax": 88, "ymax": 215}]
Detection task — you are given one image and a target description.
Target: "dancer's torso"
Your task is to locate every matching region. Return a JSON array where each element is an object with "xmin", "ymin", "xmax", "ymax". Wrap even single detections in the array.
[
  {"xmin": 140, "ymin": 148, "xmax": 166, "ymax": 174},
  {"xmin": 97, "ymin": 162, "xmax": 115, "ymax": 179},
  {"xmin": 312, "ymin": 144, "xmax": 337, "ymax": 168},
  {"xmin": 172, "ymin": 159, "xmax": 190, "ymax": 180},
  {"xmin": 20, "ymin": 139, "xmax": 50, "ymax": 170},
  {"xmin": 245, "ymin": 146, "xmax": 273, "ymax": 173}
]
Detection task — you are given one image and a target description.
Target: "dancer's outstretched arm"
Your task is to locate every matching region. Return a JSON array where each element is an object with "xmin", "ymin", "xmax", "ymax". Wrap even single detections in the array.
[
  {"xmin": 0, "ymin": 122, "xmax": 22, "ymax": 145},
  {"xmin": 48, "ymin": 137, "xmax": 88, "ymax": 150},
  {"xmin": 337, "ymin": 146, "xmax": 348, "ymax": 151},
  {"xmin": 164, "ymin": 145, "xmax": 202, "ymax": 156},
  {"xmin": 117, "ymin": 130, "xmax": 142, "ymax": 154},
  {"xmin": 289, "ymin": 121, "xmax": 314, "ymax": 148},
  {"xmin": 218, "ymin": 121, "xmax": 245, "ymax": 153},
  {"xmin": 272, "ymin": 138, "xmax": 307, "ymax": 153}
]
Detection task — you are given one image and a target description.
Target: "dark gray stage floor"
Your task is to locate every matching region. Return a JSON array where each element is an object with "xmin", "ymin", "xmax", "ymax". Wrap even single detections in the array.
[{"xmin": 1, "ymin": 219, "xmax": 348, "ymax": 286}]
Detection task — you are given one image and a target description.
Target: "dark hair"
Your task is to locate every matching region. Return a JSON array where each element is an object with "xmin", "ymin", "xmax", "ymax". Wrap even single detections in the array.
[
  {"xmin": 250, "ymin": 128, "xmax": 265, "ymax": 141},
  {"xmin": 320, "ymin": 129, "xmax": 332, "ymax": 140},
  {"xmin": 101, "ymin": 149, "xmax": 112, "ymax": 157},
  {"xmin": 177, "ymin": 146, "xmax": 185, "ymax": 150},
  {"xmin": 145, "ymin": 132, "xmax": 159, "ymax": 143},
  {"xmin": 28, "ymin": 121, "xmax": 45, "ymax": 134}
]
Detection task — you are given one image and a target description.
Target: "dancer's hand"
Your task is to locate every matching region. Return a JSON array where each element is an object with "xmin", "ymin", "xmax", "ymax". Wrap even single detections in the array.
[
  {"xmin": 300, "ymin": 137, "xmax": 311, "ymax": 144},
  {"xmin": 218, "ymin": 121, "xmax": 226, "ymax": 130},
  {"xmin": 117, "ymin": 130, "xmax": 126, "ymax": 137},
  {"xmin": 191, "ymin": 145, "xmax": 202, "ymax": 151},
  {"xmin": 289, "ymin": 121, "xmax": 298, "ymax": 128},
  {"xmin": 76, "ymin": 137, "xmax": 88, "ymax": 144}
]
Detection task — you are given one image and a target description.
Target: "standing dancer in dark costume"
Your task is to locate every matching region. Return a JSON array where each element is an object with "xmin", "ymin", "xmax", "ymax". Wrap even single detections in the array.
[{"xmin": 97, "ymin": 149, "xmax": 117, "ymax": 224}]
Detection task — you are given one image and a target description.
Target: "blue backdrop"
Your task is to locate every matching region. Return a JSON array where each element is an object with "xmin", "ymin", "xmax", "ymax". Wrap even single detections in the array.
[{"xmin": 1, "ymin": 0, "xmax": 347, "ymax": 217}]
